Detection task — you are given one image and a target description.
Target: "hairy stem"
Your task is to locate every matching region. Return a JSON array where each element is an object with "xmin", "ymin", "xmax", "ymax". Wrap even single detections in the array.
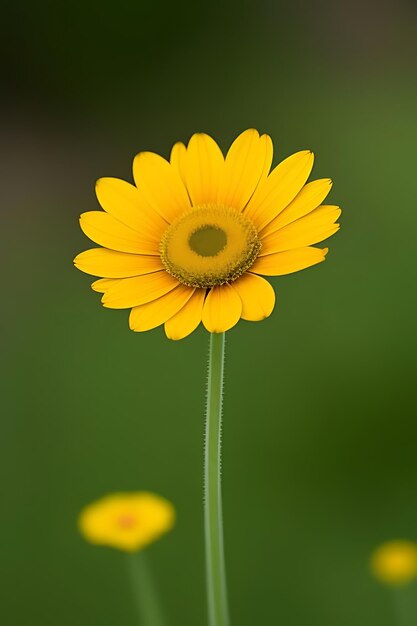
[{"xmin": 204, "ymin": 332, "xmax": 230, "ymax": 626}]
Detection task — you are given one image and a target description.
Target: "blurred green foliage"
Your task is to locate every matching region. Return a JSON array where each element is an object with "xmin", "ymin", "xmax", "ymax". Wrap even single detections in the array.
[{"xmin": 2, "ymin": 0, "xmax": 417, "ymax": 624}]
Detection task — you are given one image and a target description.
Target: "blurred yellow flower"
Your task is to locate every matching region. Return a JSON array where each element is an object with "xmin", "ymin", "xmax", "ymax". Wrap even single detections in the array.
[
  {"xmin": 78, "ymin": 492, "xmax": 175, "ymax": 552},
  {"xmin": 370, "ymin": 540, "xmax": 417, "ymax": 585},
  {"xmin": 74, "ymin": 129, "xmax": 341, "ymax": 339}
]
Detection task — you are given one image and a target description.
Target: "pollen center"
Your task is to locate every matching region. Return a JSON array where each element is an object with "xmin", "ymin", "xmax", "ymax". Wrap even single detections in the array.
[
  {"xmin": 117, "ymin": 514, "xmax": 137, "ymax": 529},
  {"xmin": 160, "ymin": 205, "xmax": 261, "ymax": 288},
  {"xmin": 189, "ymin": 226, "xmax": 227, "ymax": 257}
]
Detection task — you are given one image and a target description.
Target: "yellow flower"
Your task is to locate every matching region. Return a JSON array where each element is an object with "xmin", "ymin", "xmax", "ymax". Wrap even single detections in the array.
[
  {"xmin": 370, "ymin": 540, "xmax": 417, "ymax": 585},
  {"xmin": 78, "ymin": 492, "xmax": 175, "ymax": 552},
  {"xmin": 74, "ymin": 129, "xmax": 341, "ymax": 339}
]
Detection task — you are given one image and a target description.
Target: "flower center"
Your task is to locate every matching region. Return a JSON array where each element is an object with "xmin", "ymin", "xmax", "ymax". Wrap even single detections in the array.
[
  {"xmin": 188, "ymin": 226, "xmax": 227, "ymax": 257},
  {"xmin": 160, "ymin": 205, "xmax": 261, "ymax": 288},
  {"xmin": 117, "ymin": 514, "xmax": 137, "ymax": 529}
]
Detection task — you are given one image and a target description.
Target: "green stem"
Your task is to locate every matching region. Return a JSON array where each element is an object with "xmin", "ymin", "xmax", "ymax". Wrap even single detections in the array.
[
  {"xmin": 392, "ymin": 586, "xmax": 417, "ymax": 626},
  {"xmin": 204, "ymin": 332, "xmax": 230, "ymax": 626},
  {"xmin": 127, "ymin": 551, "xmax": 166, "ymax": 626}
]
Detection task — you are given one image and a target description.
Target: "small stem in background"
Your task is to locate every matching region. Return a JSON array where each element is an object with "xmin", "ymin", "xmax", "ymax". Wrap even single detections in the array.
[
  {"xmin": 127, "ymin": 551, "xmax": 166, "ymax": 626},
  {"xmin": 204, "ymin": 331, "xmax": 230, "ymax": 626},
  {"xmin": 392, "ymin": 585, "xmax": 417, "ymax": 626}
]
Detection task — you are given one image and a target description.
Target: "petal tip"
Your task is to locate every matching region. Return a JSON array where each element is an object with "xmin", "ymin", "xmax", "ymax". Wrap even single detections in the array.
[
  {"xmin": 95, "ymin": 177, "xmax": 110, "ymax": 193},
  {"xmin": 165, "ymin": 330, "xmax": 181, "ymax": 341},
  {"xmin": 79, "ymin": 211, "xmax": 94, "ymax": 223},
  {"xmin": 296, "ymin": 149, "xmax": 314, "ymax": 162},
  {"xmin": 171, "ymin": 140, "xmax": 186, "ymax": 155},
  {"xmin": 240, "ymin": 128, "xmax": 260, "ymax": 138}
]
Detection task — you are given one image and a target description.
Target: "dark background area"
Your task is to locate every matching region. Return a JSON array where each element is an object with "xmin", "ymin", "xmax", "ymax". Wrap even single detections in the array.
[{"xmin": 2, "ymin": 0, "xmax": 417, "ymax": 624}]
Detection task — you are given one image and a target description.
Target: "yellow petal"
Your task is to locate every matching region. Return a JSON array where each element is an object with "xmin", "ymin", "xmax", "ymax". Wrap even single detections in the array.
[
  {"xmin": 74, "ymin": 248, "xmax": 163, "ymax": 278},
  {"xmin": 260, "ymin": 133, "xmax": 273, "ymax": 180},
  {"xmin": 244, "ymin": 150, "xmax": 314, "ymax": 231},
  {"xmin": 260, "ymin": 205, "xmax": 341, "ymax": 255},
  {"xmin": 80, "ymin": 211, "xmax": 159, "ymax": 254},
  {"xmin": 184, "ymin": 133, "xmax": 224, "ymax": 206},
  {"xmin": 129, "ymin": 284, "xmax": 195, "ymax": 332},
  {"xmin": 170, "ymin": 142, "xmax": 187, "ymax": 184},
  {"xmin": 91, "ymin": 278, "xmax": 120, "ymax": 293},
  {"xmin": 201, "ymin": 284, "xmax": 242, "ymax": 333},
  {"xmin": 96, "ymin": 178, "xmax": 167, "ymax": 241},
  {"xmin": 251, "ymin": 247, "xmax": 328, "ymax": 275},
  {"xmin": 261, "ymin": 178, "xmax": 333, "ymax": 236},
  {"xmin": 164, "ymin": 288, "xmax": 206, "ymax": 340},
  {"xmin": 217, "ymin": 129, "xmax": 269, "ymax": 211},
  {"xmin": 133, "ymin": 152, "xmax": 191, "ymax": 223},
  {"xmin": 101, "ymin": 271, "xmax": 179, "ymax": 309},
  {"xmin": 232, "ymin": 273, "xmax": 275, "ymax": 321}
]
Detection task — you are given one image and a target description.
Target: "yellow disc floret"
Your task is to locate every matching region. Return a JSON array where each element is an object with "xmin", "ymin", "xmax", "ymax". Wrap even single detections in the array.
[{"xmin": 160, "ymin": 205, "xmax": 261, "ymax": 288}]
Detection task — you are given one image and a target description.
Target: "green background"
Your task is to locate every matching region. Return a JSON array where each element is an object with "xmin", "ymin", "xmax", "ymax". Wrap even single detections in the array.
[{"xmin": 2, "ymin": 1, "xmax": 417, "ymax": 624}]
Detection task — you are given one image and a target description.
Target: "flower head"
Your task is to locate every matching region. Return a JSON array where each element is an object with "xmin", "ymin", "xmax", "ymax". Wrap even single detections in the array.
[
  {"xmin": 370, "ymin": 540, "xmax": 417, "ymax": 585},
  {"xmin": 74, "ymin": 129, "xmax": 341, "ymax": 339},
  {"xmin": 78, "ymin": 492, "xmax": 175, "ymax": 552}
]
